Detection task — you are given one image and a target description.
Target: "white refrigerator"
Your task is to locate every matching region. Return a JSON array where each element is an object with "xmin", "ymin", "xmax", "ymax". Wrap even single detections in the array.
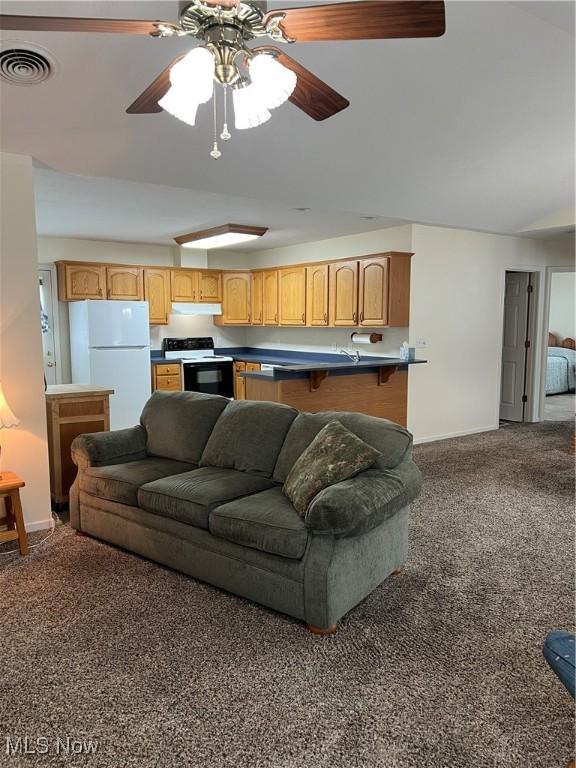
[{"xmin": 69, "ymin": 300, "xmax": 151, "ymax": 430}]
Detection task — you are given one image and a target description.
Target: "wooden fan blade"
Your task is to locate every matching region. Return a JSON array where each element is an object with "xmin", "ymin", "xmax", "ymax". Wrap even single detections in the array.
[
  {"xmin": 254, "ymin": 47, "xmax": 349, "ymax": 121},
  {"xmin": 264, "ymin": 1, "xmax": 445, "ymax": 42},
  {"xmin": 0, "ymin": 14, "xmax": 161, "ymax": 34},
  {"xmin": 126, "ymin": 57, "xmax": 184, "ymax": 114}
]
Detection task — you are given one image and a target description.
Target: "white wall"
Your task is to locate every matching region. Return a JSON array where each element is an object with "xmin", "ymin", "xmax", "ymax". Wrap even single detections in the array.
[
  {"xmin": 549, "ymin": 271, "xmax": 575, "ymax": 341},
  {"xmin": 1, "ymin": 154, "xmax": 52, "ymax": 531},
  {"xmin": 408, "ymin": 227, "xmax": 575, "ymax": 442}
]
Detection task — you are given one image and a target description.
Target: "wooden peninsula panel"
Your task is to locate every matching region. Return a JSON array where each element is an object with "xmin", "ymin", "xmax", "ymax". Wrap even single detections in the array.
[
  {"xmin": 244, "ymin": 369, "xmax": 408, "ymax": 426},
  {"xmin": 45, "ymin": 385, "xmax": 113, "ymax": 507}
]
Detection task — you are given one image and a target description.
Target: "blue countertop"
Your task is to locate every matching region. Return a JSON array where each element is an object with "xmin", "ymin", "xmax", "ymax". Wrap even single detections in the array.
[{"xmin": 151, "ymin": 348, "xmax": 425, "ymax": 380}]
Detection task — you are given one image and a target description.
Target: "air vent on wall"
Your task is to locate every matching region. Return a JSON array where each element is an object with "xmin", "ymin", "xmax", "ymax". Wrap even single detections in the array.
[{"xmin": 0, "ymin": 43, "xmax": 55, "ymax": 86}]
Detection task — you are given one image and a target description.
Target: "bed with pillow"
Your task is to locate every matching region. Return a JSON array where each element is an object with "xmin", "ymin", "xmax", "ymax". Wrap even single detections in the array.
[{"xmin": 546, "ymin": 333, "xmax": 576, "ymax": 395}]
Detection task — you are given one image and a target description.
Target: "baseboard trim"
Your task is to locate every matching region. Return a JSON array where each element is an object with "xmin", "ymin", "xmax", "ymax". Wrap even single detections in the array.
[
  {"xmin": 413, "ymin": 424, "xmax": 498, "ymax": 445},
  {"xmin": 25, "ymin": 518, "xmax": 54, "ymax": 533}
]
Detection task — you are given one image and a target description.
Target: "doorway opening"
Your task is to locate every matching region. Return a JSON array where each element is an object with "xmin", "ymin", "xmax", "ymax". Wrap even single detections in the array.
[
  {"xmin": 543, "ymin": 267, "xmax": 575, "ymax": 423},
  {"xmin": 499, "ymin": 270, "xmax": 539, "ymax": 423}
]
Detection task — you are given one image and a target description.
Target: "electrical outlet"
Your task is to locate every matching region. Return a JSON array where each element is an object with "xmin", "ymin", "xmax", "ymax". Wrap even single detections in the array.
[{"xmin": 413, "ymin": 338, "xmax": 427, "ymax": 348}]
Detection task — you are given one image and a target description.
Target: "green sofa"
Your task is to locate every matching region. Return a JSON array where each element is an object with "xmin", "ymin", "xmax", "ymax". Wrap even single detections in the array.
[{"xmin": 70, "ymin": 391, "xmax": 422, "ymax": 632}]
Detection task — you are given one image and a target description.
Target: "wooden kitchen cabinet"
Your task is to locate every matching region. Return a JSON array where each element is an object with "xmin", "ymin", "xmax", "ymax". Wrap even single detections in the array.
[
  {"xmin": 171, "ymin": 269, "xmax": 197, "ymax": 302},
  {"xmin": 234, "ymin": 361, "xmax": 246, "ymax": 399},
  {"xmin": 306, "ymin": 264, "xmax": 329, "ymax": 327},
  {"xmin": 57, "ymin": 262, "xmax": 106, "ymax": 301},
  {"xmin": 106, "ymin": 266, "xmax": 144, "ymax": 300},
  {"xmin": 279, "ymin": 267, "xmax": 307, "ymax": 326},
  {"xmin": 144, "ymin": 268, "xmax": 171, "ymax": 325},
  {"xmin": 251, "ymin": 272, "xmax": 264, "ymax": 325},
  {"xmin": 358, "ymin": 257, "xmax": 389, "ymax": 327},
  {"xmin": 152, "ymin": 363, "xmax": 182, "ymax": 391},
  {"xmin": 45, "ymin": 385, "xmax": 113, "ymax": 507},
  {"xmin": 329, "ymin": 261, "xmax": 358, "ymax": 326},
  {"xmin": 171, "ymin": 270, "xmax": 222, "ymax": 303},
  {"xmin": 217, "ymin": 272, "xmax": 252, "ymax": 325},
  {"xmin": 263, "ymin": 270, "xmax": 279, "ymax": 325}
]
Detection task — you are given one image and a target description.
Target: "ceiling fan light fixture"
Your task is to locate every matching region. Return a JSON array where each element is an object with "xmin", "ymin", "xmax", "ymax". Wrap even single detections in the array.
[
  {"xmin": 249, "ymin": 53, "xmax": 297, "ymax": 109},
  {"xmin": 232, "ymin": 83, "xmax": 271, "ymax": 129},
  {"xmin": 169, "ymin": 46, "xmax": 214, "ymax": 102},
  {"xmin": 174, "ymin": 224, "xmax": 268, "ymax": 249},
  {"xmin": 158, "ymin": 85, "xmax": 200, "ymax": 126}
]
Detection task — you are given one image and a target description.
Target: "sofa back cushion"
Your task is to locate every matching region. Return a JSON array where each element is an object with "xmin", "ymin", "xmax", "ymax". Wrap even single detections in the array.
[
  {"xmin": 140, "ymin": 391, "xmax": 229, "ymax": 464},
  {"xmin": 200, "ymin": 400, "xmax": 298, "ymax": 478},
  {"xmin": 273, "ymin": 411, "xmax": 413, "ymax": 483}
]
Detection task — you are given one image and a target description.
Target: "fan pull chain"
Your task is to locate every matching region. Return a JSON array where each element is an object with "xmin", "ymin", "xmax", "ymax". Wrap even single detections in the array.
[
  {"xmin": 220, "ymin": 85, "xmax": 231, "ymax": 141},
  {"xmin": 210, "ymin": 85, "xmax": 222, "ymax": 160}
]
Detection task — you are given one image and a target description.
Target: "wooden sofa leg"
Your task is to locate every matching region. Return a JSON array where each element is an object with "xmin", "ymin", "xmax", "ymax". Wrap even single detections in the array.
[
  {"xmin": 307, "ymin": 624, "xmax": 337, "ymax": 636},
  {"xmin": 74, "ymin": 529, "xmax": 88, "ymax": 537},
  {"xmin": 566, "ymin": 760, "xmax": 575, "ymax": 768},
  {"xmin": 391, "ymin": 567, "xmax": 403, "ymax": 575}
]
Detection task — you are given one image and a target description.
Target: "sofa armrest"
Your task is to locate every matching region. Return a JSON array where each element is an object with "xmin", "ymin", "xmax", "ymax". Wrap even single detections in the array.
[
  {"xmin": 305, "ymin": 460, "xmax": 422, "ymax": 538},
  {"xmin": 71, "ymin": 426, "xmax": 148, "ymax": 469}
]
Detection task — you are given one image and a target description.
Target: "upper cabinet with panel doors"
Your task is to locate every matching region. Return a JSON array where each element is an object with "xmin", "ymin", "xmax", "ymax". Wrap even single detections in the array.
[
  {"xmin": 106, "ymin": 266, "xmax": 144, "ymax": 300},
  {"xmin": 306, "ymin": 264, "xmax": 329, "ymax": 327},
  {"xmin": 279, "ymin": 267, "xmax": 307, "ymax": 326},
  {"xmin": 57, "ymin": 262, "xmax": 107, "ymax": 301},
  {"xmin": 214, "ymin": 272, "xmax": 252, "ymax": 325},
  {"xmin": 358, "ymin": 257, "xmax": 389, "ymax": 327},
  {"xmin": 144, "ymin": 268, "xmax": 171, "ymax": 325},
  {"xmin": 328, "ymin": 260, "xmax": 358, "ymax": 327},
  {"xmin": 251, "ymin": 271, "xmax": 264, "ymax": 325},
  {"xmin": 171, "ymin": 270, "xmax": 222, "ymax": 303},
  {"xmin": 262, "ymin": 270, "xmax": 279, "ymax": 325}
]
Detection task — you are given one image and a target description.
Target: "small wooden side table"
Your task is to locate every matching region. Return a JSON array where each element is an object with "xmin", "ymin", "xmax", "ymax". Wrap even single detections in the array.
[{"xmin": 0, "ymin": 472, "xmax": 28, "ymax": 555}]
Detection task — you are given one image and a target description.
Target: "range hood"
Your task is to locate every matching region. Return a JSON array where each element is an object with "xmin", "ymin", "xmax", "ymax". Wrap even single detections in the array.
[{"xmin": 171, "ymin": 303, "xmax": 222, "ymax": 316}]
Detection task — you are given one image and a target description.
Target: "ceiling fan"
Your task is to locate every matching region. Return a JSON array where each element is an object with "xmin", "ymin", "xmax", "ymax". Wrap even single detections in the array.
[{"xmin": 0, "ymin": 1, "xmax": 446, "ymax": 158}]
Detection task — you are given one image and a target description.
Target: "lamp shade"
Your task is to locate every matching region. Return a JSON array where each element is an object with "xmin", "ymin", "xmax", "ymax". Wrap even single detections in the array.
[
  {"xmin": 0, "ymin": 382, "xmax": 19, "ymax": 429},
  {"xmin": 249, "ymin": 54, "xmax": 297, "ymax": 110}
]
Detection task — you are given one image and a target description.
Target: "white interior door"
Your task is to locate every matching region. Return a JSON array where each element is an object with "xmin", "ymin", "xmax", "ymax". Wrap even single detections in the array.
[
  {"xmin": 39, "ymin": 270, "xmax": 57, "ymax": 385},
  {"xmin": 500, "ymin": 272, "xmax": 531, "ymax": 421}
]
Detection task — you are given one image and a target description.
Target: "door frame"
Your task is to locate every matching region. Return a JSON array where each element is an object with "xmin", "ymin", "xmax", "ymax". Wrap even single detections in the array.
[
  {"xmin": 497, "ymin": 265, "xmax": 546, "ymax": 424},
  {"xmin": 38, "ymin": 263, "xmax": 63, "ymax": 385},
  {"xmin": 537, "ymin": 264, "xmax": 575, "ymax": 421}
]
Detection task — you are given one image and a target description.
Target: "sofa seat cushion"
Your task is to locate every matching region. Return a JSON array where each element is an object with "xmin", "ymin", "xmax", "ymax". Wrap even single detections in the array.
[
  {"xmin": 80, "ymin": 458, "xmax": 196, "ymax": 506},
  {"xmin": 210, "ymin": 488, "xmax": 308, "ymax": 560},
  {"xmin": 138, "ymin": 467, "xmax": 275, "ymax": 529}
]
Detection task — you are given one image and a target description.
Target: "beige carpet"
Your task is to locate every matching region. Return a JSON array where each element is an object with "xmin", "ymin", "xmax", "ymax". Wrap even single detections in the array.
[
  {"xmin": 1, "ymin": 421, "xmax": 574, "ymax": 768},
  {"xmin": 545, "ymin": 392, "xmax": 575, "ymax": 422}
]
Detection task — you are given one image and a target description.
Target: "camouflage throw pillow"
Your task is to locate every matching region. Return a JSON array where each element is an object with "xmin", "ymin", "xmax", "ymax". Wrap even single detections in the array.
[{"xmin": 282, "ymin": 420, "xmax": 381, "ymax": 517}]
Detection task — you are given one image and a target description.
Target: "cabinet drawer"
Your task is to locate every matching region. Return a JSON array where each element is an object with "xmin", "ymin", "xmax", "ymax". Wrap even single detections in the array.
[
  {"xmin": 235, "ymin": 361, "xmax": 247, "ymax": 371},
  {"xmin": 155, "ymin": 374, "xmax": 181, "ymax": 391},
  {"xmin": 246, "ymin": 363, "xmax": 261, "ymax": 372},
  {"xmin": 154, "ymin": 364, "xmax": 181, "ymax": 376}
]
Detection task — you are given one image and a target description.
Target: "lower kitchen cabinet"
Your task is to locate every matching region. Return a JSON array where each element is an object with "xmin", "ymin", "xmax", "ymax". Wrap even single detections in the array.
[
  {"xmin": 45, "ymin": 385, "xmax": 113, "ymax": 507},
  {"xmin": 152, "ymin": 363, "xmax": 182, "ymax": 391},
  {"xmin": 234, "ymin": 361, "xmax": 246, "ymax": 399}
]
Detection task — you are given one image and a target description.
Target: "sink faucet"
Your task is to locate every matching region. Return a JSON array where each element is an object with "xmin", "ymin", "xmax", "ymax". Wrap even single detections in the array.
[{"xmin": 339, "ymin": 349, "xmax": 360, "ymax": 363}]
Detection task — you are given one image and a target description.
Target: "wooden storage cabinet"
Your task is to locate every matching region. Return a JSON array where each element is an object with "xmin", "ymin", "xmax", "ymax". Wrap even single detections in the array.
[
  {"xmin": 306, "ymin": 264, "xmax": 329, "ymax": 326},
  {"xmin": 263, "ymin": 270, "xmax": 279, "ymax": 325},
  {"xmin": 171, "ymin": 270, "xmax": 222, "ymax": 303},
  {"xmin": 57, "ymin": 262, "xmax": 106, "ymax": 300},
  {"xmin": 144, "ymin": 268, "xmax": 171, "ymax": 325},
  {"xmin": 216, "ymin": 273, "xmax": 252, "ymax": 325},
  {"xmin": 234, "ymin": 361, "xmax": 260, "ymax": 399},
  {"xmin": 358, "ymin": 257, "xmax": 389, "ymax": 326},
  {"xmin": 45, "ymin": 385, "xmax": 113, "ymax": 507},
  {"xmin": 152, "ymin": 363, "xmax": 182, "ymax": 391},
  {"xmin": 279, "ymin": 267, "xmax": 307, "ymax": 326},
  {"xmin": 329, "ymin": 261, "xmax": 358, "ymax": 326},
  {"xmin": 106, "ymin": 266, "xmax": 144, "ymax": 300},
  {"xmin": 251, "ymin": 272, "xmax": 264, "ymax": 325}
]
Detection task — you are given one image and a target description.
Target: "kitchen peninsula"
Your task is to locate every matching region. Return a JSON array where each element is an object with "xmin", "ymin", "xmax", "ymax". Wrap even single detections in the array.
[{"xmin": 238, "ymin": 355, "xmax": 424, "ymax": 426}]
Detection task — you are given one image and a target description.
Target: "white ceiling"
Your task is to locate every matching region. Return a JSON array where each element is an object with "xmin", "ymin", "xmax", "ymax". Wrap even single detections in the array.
[{"xmin": 1, "ymin": 0, "xmax": 574, "ymax": 244}]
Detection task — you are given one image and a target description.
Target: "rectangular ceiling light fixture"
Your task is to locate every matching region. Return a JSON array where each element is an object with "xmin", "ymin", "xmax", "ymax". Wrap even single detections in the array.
[{"xmin": 174, "ymin": 224, "xmax": 268, "ymax": 249}]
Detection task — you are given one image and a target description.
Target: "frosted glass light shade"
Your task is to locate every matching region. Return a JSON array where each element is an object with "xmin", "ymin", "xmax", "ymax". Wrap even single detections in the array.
[
  {"xmin": 158, "ymin": 47, "xmax": 215, "ymax": 125},
  {"xmin": 0, "ymin": 383, "xmax": 19, "ymax": 429},
  {"xmin": 249, "ymin": 54, "xmax": 297, "ymax": 109},
  {"xmin": 233, "ymin": 85, "xmax": 271, "ymax": 130}
]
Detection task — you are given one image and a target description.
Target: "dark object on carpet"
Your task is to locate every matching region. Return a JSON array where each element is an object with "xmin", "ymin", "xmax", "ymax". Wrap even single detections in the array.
[
  {"xmin": 1, "ymin": 420, "xmax": 574, "ymax": 768},
  {"xmin": 543, "ymin": 630, "xmax": 576, "ymax": 698}
]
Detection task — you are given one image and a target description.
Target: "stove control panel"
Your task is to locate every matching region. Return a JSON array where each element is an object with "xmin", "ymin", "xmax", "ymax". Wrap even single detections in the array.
[{"xmin": 162, "ymin": 337, "xmax": 215, "ymax": 352}]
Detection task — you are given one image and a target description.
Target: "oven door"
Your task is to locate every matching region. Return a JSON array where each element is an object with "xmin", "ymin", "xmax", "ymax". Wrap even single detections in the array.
[{"xmin": 183, "ymin": 362, "xmax": 233, "ymax": 398}]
